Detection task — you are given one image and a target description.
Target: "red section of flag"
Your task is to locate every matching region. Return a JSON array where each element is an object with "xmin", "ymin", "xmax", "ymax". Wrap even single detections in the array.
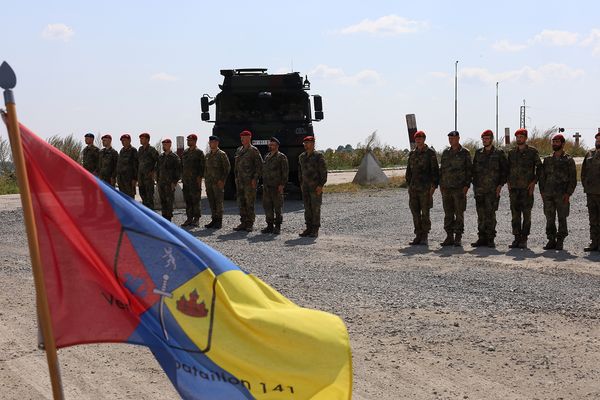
[{"xmin": 20, "ymin": 124, "xmax": 157, "ymax": 348}]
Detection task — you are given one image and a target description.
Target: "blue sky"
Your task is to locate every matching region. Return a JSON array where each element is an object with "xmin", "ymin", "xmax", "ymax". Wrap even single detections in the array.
[{"xmin": 1, "ymin": 1, "xmax": 599, "ymax": 151}]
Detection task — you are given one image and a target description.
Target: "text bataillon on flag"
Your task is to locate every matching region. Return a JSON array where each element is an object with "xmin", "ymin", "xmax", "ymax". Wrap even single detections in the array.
[{"xmin": 19, "ymin": 122, "xmax": 352, "ymax": 399}]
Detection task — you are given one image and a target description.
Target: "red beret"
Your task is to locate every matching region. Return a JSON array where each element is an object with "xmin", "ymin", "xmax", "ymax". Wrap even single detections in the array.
[
  {"xmin": 240, "ymin": 130, "xmax": 252, "ymax": 137},
  {"xmin": 303, "ymin": 136, "xmax": 315, "ymax": 142},
  {"xmin": 187, "ymin": 134, "xmax": 198, "ymax": 141},
  {"xmin": 481, "ymin": 129, "xmax": 494, "ymax": 138},
  {"xmin": 414, "ymin": 130, "xmax": 426, "ymax": 138},
  {"xmin": 552, "ymin": 134, "xmax": 565, "ymax": 142},
  {"xmin": 161, "ymin": 138, "xmax": 172, "ymax": 144},
  {"xmin": 139, "ymin": 133, "xmax": 150, "ymax": 139},
  {"xmin": 101, "ymin": 134, "xmax": 112, "ymax": 140},
  {"xmin": 515, "ymin": 128, "xmax": 528, "ymax": 137},
  {"xmin": 120, "ymin": 134, "xmax": 131, "ymax": 140}
]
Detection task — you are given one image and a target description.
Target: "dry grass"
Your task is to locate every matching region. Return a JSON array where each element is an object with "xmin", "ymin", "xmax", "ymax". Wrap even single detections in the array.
[{"xmin": 324, "ymin": 175, "xmax": 406, "ymax": 193}]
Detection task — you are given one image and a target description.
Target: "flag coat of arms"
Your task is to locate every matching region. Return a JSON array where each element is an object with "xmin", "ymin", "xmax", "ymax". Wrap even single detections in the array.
[{"xmin": 19, "ymin": 123, "xmax": 352, "ymax": 400}]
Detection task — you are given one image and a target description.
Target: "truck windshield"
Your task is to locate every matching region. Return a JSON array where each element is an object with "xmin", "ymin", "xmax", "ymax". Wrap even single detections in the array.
[{"xmin": 217, "ymin": 93, "xmax": 309, "ymax": 123}]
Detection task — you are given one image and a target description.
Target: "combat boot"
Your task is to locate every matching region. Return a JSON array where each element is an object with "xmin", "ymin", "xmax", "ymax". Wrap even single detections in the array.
[
  {"xmin": 508, "ymin": 235, "xmax": 520, "ymax": 249},
  {"xmin": 181, "ymin": 218, "xmax": 192, "ymax": 227},
  {"xmin": 409, "ymin": 235, "xmax": 421, "ymax": 245},
  {"xmin": 233, "ymin": 223, "xmax": 246, "ymax": 231},
  {"xmin": 453, "ymin": 233, "xmax": 462, "ymax": 247},
  {"xmin": 245, "ymin": 224, "xmax": 254, "ymax": 232},
  {"xmin": 517, "ymin": 235, "xmax": 528, "ymax": 249},
  {"xmin": 440, "ymin": 234, "xmax": 454, "ymax": 246},
  {"xmin": 204, "ymin": 219, "xmax": 215, "ymax": 229},
  {"xmin": 309, "ymin": 227, "xmax": 319, "ymax": 238},
  {"xmin": 299, "ymin": 226, "xmax": 312, "ymax": 237},
  {"xmin": 543, "ymin": 238, "xmax": 556, "ymax": 250},
  {"xmin": 555, "ymin": 237, "xmax": 564, "ymax": 251},
  {"xmin": 419, "ymin": 234, "xmax": 428, "ymax": 245},
  {"xmin": 487, "ymin": 238, "xmax": 496, "ymax": 248},
  {"xmin": 273, "ymin": 224, "xmax": 281, "ymax": 235},
  {"xmin": 471, "ymin": 236, "xmax": 487, "ymax": 247},
  {"xmin": 189, "ymin": 217, "xmax": 200, "ymax": 227},
  {"xmin": 261, "ymin": 223, "xmax": 274, "ymax": 234},
  {"xmin": 584, "ymin": 237, "xmax": 598, "ymax": 252},
  {"xmin": 212, "ymin": 218, "xmax": 222, "ymax": 229}
]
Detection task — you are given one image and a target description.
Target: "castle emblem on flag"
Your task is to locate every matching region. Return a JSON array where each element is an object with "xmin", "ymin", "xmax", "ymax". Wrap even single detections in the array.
[{"xmin": 176, "ymin": 290, "xmax": 209, "ymax": 317}]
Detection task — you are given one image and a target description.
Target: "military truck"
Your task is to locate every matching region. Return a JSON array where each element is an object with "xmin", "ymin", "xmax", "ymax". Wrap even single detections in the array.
[{"xmin": 201, "ymin": 68, "xmax": 324, "ymax": 199}]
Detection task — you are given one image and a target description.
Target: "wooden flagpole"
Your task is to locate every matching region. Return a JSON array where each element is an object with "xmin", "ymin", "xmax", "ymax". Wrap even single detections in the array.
[{"xmin": 0, "ymin": 61, "xmax": 64, "ymax": 399}]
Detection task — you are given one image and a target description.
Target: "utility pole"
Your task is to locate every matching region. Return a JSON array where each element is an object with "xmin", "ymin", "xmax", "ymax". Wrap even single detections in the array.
[
  {"xmin": 519, "ymin": 99, "xmax": 526, "ymax": 129},
  {"xmin": 454, "ymin": 60, "xmax": 458, "ymax": 131},
  {"xmin": 495, "ymin": 82, "xmax": 499, "ymax": 144}
]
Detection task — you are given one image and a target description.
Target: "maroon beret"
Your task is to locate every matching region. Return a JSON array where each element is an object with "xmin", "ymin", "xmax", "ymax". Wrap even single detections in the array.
[
  {"xmin": 161, "ymin": 138, "xmax": 172, "ymax": 144},
  {"xmin": 303, "ymin": 136, "xmax": 315, "ymax": 142},
  {"xmin": 481, "ymin": 129, "xmax": 494, "ymax": 138},
  {"xmin": 414, "ymin": 130, "xmax": 426, "ymax": 139},
  {"xmin": 120, "ymin": 134, "xmax": 131, "ymax": 140},
  {"xmin": 101, "ymin": 134, "xmax": 112, "ymax": 140},
  {"xmin": 139, "ymin": 132, "xmax": 150, "ymax": 139},
  {"xmin": 552, "ymin": 134, "xmax": 565, "ymax": 142},
  {"xmin": 515, "ymin": 128, "xmax": 528, "ymax": 137},
  {"xmin": 187, "ymin": 134, "xmax": 198, "ymax": 141},
  {"xmin": 240, "ymin": 130, "xmax": 252, "ymax": 137}
]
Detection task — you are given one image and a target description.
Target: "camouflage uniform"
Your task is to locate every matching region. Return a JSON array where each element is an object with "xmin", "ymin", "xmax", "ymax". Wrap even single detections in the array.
[
  {"xmin": 181, "ymin": 147, "xmax": 206, "ymax": 222},
  {"xmin": 205, "ymin": 149, "xmax": 231, "ymax": 222},
  {"xmin": 405, "ymin": 145, "xmax": 439, "ymax": 238},
  {"xmin": 234, "ymin": 145, "xmax": 263, "ymax": 228},
  {"xmin": 539, "ymin": 152, "xmax": 577, "ymax": 242},
  {"xmin": 82, "ymin": 144, "xmax": 100, "ymax": 175},
  {"xmin": 440, "ymin": 146, "xmax": 472, "ymax": 237},
  {"xmin": 262, "ymin": 151, "xmax": 289, "ymax": 227},
  {"xmin": 137, "ymin": 145, "xmax": 159, "ymax": 209},
  {"xmin": 156, "ymin": 151, "xmax": 181, "ymax": 220},
  {"xmin": 472, "ymin": 146, "xmax": 508, "ymax": 243},
  {"xmin": 581, "ymin": 148, "xmax": 600, "ymax": 249},
  {"xmin": 298, "ymin": 151, "xmax": 328, "ymax": 230},
  {"xmin": 117, "ymin": 146, "xmax": 138, "ymax": 198},
  {"xmin": 507, "ymin": 145, "xmax": 542, "ymax": 238},
  {"xmin": 98, "ymin": 147, "xmax": 118, "ymax": 187}
]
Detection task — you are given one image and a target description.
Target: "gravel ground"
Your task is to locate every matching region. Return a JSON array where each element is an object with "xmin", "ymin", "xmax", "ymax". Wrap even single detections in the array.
[{"xmin": 1, "ymin": 186, "xmax": 599, "ymax": 399}]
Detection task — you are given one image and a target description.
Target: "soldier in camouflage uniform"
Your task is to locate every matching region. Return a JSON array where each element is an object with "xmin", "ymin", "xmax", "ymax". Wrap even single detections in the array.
[
  {"xmin": 298, "ymin": 135, "xmax": 327, "ymax": 238},
  {"xmin": 471, "ymin": 129, "xmax": 508, "ymax": 248},
  {"xmin": 204, "ymin": 135, "xmax": 231, "ymax": 229},
  {"xmin": 181, "ymin": 134, "xmax": 206, "ymax": 227},
  {"xmin": 507, "ymin": 128, "xmax": 542, "ymax": 249},
  {"xmin": 233, "ymin": 130, "xmax": 263, "ymax": 232},
  {"xmin": 98, "ymin": 134, "xmax": 118, "ymax": 187},
  {"xmin": 405, "ymin": 130, "xmax": 439, "ymax": 245},
  {"xmin": 439, "ymin": 131, "xmax": 472, "ymax": 247},
  {"xmin": 82, "ymin": 133, "xmax": 99, "ymax": 175},
  {"xmin": 539, "ymin": 134, "xmax": 577, "ymax": 251},
  {"xmin": 581, "ymin": 131, "xmax": 600, "ymax": 251},
  {"xmin": 156, "ymin": 138, "xmax": 181, "ymax": 221},
  {"xmin": 116, "ymin": 134, "xmax": 138, "ymax": 198},
  {"xmin": 137, "ymin": 132, "xmax": 159, "ymax": 209},
  {"xmin": 261, "ymin": 137, "xmax": 289, "ymax": 235}
]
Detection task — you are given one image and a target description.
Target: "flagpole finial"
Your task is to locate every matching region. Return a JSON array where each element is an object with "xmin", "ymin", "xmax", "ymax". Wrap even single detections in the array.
[{"xmin": 0, "ymin": 61, "xmax": 17, "ymax": 90}]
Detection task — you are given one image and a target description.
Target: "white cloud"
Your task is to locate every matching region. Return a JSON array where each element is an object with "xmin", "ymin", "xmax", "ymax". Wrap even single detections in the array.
[
  {"xmin": 151, "ymin": 72, "xmax": 179, "ymax": 82},
  {"xmin": 459, "ymin": 63, "xmax": 584, "ymax": 85},
  {"xmin": 308, "ymin": 64, "xmax": 382, "ymax": 85},
  {"xmin": 340, "ymin": 15, "xmax": 427, "ymax": 36},
  {"xmin": 430, "ymin": 71, "xmax": 450, "ymax": 79},
  {"xmin": 492, "ymin": 40, "xmax": 528, "ymax": 52},
  {"xmin": 581, "ymin": 28, "xmax": 600, "ymax": 56},
  {"xmin": 42, "ymin": 23, "xmax": 74, "ymax": 42},
  {"xmin": 531, "ymin": 30, "xmax": 579, "ymax": 46}
]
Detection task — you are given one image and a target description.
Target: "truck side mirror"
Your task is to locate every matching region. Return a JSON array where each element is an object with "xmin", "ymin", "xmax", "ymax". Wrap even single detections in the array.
[
  {"xmin": 201, "ymin": 96, "xmax": 210, "ymax": 121},
  {"xmin": 313, "ymin": 95, "xmax": 324, "ymax": 120}
]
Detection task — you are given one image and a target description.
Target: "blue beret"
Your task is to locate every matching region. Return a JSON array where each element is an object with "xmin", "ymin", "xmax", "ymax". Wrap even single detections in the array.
[
  {"xmin": 447, "ymin": 130, "xmax": 460, "ymax": 137},
  {"xmin": 209, "ymin": 135, "xmax": 220, "ymax": 141}
]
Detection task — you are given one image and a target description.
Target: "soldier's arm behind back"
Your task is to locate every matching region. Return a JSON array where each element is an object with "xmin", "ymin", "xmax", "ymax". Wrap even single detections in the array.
[
  {"xmin": 431, "ymin": 150, "xmax": 439, "ymax": 188},
  {"xmin": 568, "ymin": 157, "xmax": 577, "ymax": 194},
  {"xmin": 318, "ymin": 153, "xmax": 328, "ymax": 186}
]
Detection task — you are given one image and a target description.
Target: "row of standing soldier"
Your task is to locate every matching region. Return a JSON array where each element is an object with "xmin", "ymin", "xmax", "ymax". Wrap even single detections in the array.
[
  {"xmin": 406, "ymin": 128, "xmax": 600, "ymax": 251},
  {"xmin": 81, "ymin": 131, "xmax": 327, "ymax": 238}
]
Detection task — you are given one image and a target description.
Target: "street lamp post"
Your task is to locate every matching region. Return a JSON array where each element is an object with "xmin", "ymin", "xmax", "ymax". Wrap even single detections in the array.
[
  {"xmin": 496, "ymin": 82, "xmax": 499, "ymax": 145},
  {"xmin": 454, "ymin": 60, "xmax": 458, "ymax": 131}
]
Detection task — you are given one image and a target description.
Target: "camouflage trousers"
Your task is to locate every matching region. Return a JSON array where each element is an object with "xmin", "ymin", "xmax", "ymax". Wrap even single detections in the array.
[
  {"xmin": 441, "ymin": 187, "xmax": 467, "ymax": 234},
  {"xmin": 408, "ymin": 189, "xmax": 432, "ymax": 235},
  {"xmin": 236, "ymin": 180, "xmax": 257, "ymax": 225},
  {"xmin": 302, "ymin": 185, "xmax": 322, "ymax": 228},
  {"xmin": 99, "ymin": 175, "xmax": 115, "ymax": 187},
  {"xmin": 158, "ymin": 183, "xmax": 175, "ymax": 219},
  {"xmin": 509, "ymin": 188, "xmax": 534, "ymax": 236},
  {"xmin": 138, "ymin": 175, "xmax": 155, "ymax": 209},
  {"xmin": 262, "ymin": 186, "xmax": 284, "ymax": 225},
  {"xmin": 182, "ymin": 180, "xmax": 202, "ymax": 220},
  {"xmin": 587, "ymin": 194, "xmax": 600, "ymax": 240},
  {"xmin": 543, "ymin": 193, "xmax": 570, "ymax": 240},
  {"xmin": 474, "ymin": 192, "xmax": 500, "ymax": 240},
  {"xmin": 117, "ymin": 175, "xmax": 136, "ymax": 198},
  {"xmin": 205, "ymin": 179, "xmax": 225, "ymax": 220}
]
